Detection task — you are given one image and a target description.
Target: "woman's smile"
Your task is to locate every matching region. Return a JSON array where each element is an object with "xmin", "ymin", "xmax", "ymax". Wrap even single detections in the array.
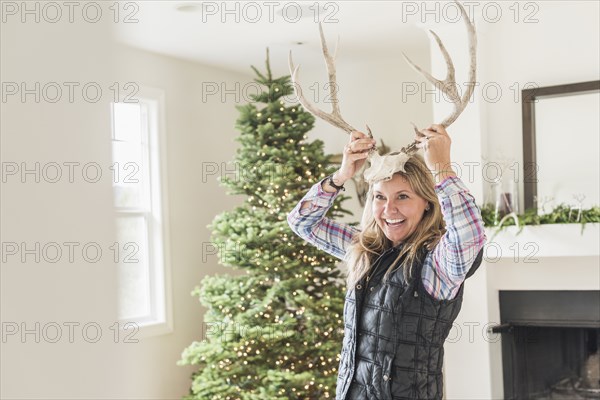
[{"xmin": 384, "ymin": 218, "xmax": 406, "ymax": 226}]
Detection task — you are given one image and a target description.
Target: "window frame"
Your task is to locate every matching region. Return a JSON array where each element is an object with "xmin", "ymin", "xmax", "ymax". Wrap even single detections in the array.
[{"xmin": 110, "ymin": 86, "xmax": 173, "ymax": 338}]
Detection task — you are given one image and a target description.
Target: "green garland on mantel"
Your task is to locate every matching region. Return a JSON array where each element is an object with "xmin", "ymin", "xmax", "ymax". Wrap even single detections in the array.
[{"xmin": 479, "ymin": 203, "xmax": 600, "ymax": 236}]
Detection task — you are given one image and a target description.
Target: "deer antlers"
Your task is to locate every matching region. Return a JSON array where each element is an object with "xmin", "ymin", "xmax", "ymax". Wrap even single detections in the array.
[
  {"xmin": 403, "ymin": 0, "xmax": 477, "ymax": 129},
  {"xmin": 288, "ymin": 22, "xmax": 358, "ymax": 134},
  {"xmin": 288, "ymin": 0, "xmax": 477, "ymax": 165}
]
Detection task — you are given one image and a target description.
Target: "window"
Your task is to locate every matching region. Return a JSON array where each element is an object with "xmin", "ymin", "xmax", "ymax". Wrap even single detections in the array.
[{"xmin": 110, "ymin": 87, "xmax": 172, "ymax": 337}]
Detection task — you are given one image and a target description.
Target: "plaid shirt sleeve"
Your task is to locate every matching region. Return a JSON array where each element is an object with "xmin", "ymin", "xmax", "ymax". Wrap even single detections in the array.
[
  {"xmin": 422, "ymin": 175, "xmax": 487, "ymax": 300},
  {"xmin": 286, "ymin": 178, "xmax": 358, "ymax": 260}
]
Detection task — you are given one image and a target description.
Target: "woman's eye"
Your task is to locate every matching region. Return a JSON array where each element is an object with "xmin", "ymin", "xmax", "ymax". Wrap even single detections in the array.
[
  {"xmin": 375, "ymin": 194, "xmax": 385, "ymax": 200},
  {"xmin": 398, "ymin": 194, "xmax": 408, "ymax": 199}
]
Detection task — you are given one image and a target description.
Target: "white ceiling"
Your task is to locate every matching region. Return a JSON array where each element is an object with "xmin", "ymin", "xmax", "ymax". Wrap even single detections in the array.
[{"xmin": 112, "ymin": 1, "xmax": 433, "ymax": 76}]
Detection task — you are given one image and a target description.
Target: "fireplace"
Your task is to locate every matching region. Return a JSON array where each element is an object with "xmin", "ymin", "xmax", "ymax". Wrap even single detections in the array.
[{"xmin": 493, "ymin": 291, "xmax": 600, "ymax": 399}]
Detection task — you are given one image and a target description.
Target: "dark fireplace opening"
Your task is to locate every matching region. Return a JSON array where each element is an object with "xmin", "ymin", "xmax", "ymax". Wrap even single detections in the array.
[
  {"xmin": 495, "ymin": 291, "xmax": 600, "ymax": 400},
  {"xmin": 505, "ymin": 326, "xmax": 599, "ymax": 399}
]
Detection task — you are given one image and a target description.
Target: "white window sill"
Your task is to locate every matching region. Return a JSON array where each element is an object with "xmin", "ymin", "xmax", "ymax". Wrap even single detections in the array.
[{"xmin": 118, "ymin": 318, "xmax": 173, "ymax": 341}]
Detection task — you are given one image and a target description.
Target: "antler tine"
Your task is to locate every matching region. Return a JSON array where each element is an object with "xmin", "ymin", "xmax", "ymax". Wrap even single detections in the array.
[
  {"xmin": 318, "ymin": 22, "xmax": 343, "ymax": 120},
  {"xmin": 288, "ymin": 22, "xmax": 357, "ymax": 134},
  {"xmin": 402, "ymin": 0, "xmax": 477, "ymax": 128}
]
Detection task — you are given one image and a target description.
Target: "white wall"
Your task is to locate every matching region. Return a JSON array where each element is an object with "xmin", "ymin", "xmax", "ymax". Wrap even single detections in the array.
[
  {"xmin": 441, "ymin": 2, "xmax": 600, "ymax": 399},
  {"xmin": 1, "ymin": 11, "xmax": 126, "ymax": 399},
  {"xmin": 1, "ymin": 11, "xmax": 250, "ymax": 399}
]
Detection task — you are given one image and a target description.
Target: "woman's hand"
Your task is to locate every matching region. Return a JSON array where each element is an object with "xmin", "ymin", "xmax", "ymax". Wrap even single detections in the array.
[
  {"xmin": 335, "ymin": 130, "xmax": 376, "ymax": 183},
  {"xmin": 415, "ymin": 124, "xmax": 454, "ymax": 172}
]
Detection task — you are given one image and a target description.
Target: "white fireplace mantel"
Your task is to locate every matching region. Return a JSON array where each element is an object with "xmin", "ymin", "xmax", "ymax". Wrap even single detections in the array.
[
  {"xmin": 484, "ymin": 222, "xmax": 600, "ymax": 259},
  {"xmin": 444, "ymin": 223, "xmax": 600, "ymax": 400}
]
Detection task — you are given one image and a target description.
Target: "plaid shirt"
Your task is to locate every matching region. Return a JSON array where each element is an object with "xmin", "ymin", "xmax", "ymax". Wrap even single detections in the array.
[{"xmin": 286, "ymin": 175, "xmax": 487, "ymax": 300}]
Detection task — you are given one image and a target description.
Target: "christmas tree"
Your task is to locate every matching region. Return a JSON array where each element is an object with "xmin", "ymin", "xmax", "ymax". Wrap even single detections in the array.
[{"xmin": 179, "ymin": 50, "xmax": 353, "ymax": 399}]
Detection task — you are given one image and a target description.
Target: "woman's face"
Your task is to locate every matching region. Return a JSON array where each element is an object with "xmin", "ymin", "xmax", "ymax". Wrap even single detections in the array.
[{"xmin": 372, "ymin": 174, "xmax": 429, "ymax": 247}]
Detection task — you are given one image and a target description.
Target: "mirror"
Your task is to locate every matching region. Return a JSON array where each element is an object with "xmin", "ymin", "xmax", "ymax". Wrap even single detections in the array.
[{"xmin": 522, "ymin": 80, "xmax": 600, "ymax": 214}]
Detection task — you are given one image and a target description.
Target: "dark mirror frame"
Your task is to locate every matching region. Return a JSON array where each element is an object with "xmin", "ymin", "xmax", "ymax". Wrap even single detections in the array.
[{"xmin": 521, "ymin": 80, "xmax": 600, "ymax": 211}]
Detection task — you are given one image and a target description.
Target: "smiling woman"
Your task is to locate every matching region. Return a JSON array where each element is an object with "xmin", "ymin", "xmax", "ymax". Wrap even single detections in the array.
[
  {"xmin": 287, "ymin": 126, "xmax": 487, "ymax": 400},
  {"xmin": 285, "ymin": 4, "xmax": 487, "ymax": 398}
]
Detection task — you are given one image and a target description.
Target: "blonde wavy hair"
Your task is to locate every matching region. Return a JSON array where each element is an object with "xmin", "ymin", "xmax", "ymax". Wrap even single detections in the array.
[{"xmin": 344, "ymin": 153, "xmax": 446, "ymax": 288}]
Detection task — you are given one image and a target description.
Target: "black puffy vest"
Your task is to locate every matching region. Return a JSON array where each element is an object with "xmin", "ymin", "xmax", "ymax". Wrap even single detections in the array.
[{"xmin": 335, "ymin": 245, "xmax": 484, "ymax": 400}]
